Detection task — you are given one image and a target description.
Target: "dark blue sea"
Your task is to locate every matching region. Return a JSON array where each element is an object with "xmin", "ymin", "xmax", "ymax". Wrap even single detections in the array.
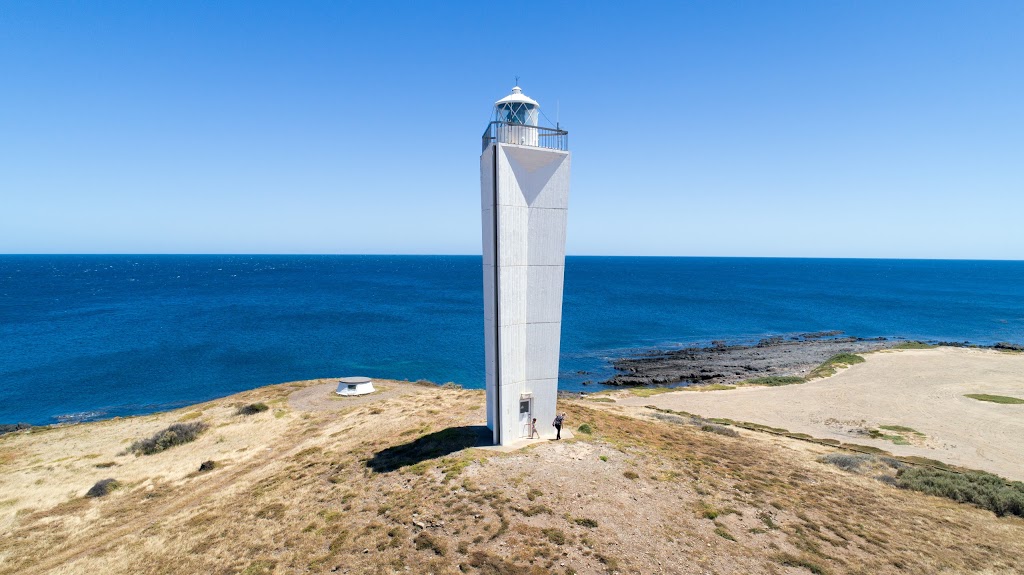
[{"xmin": 2, "ymin": 255, "xmax": 1023, "ymax": 425}]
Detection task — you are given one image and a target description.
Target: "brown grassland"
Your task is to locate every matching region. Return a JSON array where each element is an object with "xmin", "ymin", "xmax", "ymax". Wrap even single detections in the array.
[{"xmin": 0, "ymin": 378, "xmax": 1022, "ymax": 575}]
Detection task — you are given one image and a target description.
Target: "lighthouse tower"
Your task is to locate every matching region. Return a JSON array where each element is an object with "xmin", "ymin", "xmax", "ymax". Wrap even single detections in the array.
[{"xmin": 480, "ymin": 85, "xmax": 571, "ymax": 445}]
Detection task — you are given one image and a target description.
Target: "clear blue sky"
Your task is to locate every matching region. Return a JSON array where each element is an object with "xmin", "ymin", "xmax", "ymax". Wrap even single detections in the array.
[{"xmin": 1, "ymin": 1, "xmax": 1021, "ymax": 258}]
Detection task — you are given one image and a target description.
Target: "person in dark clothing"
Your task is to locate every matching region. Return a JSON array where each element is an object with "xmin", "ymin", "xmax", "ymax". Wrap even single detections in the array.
[{"xmin": 552, "ymin": 412, "xmax": 565, "ymax": 440}]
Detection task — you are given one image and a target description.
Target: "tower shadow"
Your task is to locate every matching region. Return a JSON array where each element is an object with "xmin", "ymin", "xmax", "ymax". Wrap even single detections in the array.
[{"xmin": 365, "ymin": 425, "xmax": 492, "ymax": 473}]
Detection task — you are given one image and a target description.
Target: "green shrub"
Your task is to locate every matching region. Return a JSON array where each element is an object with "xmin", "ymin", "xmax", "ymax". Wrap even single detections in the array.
[
  {"xmin": 964, "ymin": 394, "xmax": 1024, "ymax": 405},
  {"xmin": 236, "ymin": 403, "xmax": 269, "ymax": 415},
  {"xmin": 808, "ymin": 353, "xmax": 865, "ymax": 379},
  {"xmin": 542, "ymin": 528, "xmax": 567, "ymax": 545},
  {"xmin": 577, "ymin": 423, "xmax": 593, "ymax": 434},
  {"xmin": 897, "ymin": 467, "xmax": 1024, "ymax": 517},
  {"xmin": 515, "ymin": 504, "xmax": 552, "ymax": 517},
  {"xmin": 86, "ymin": 478, "xmax": 119, "ymax": 498},
  {"xmin": 893, "ymin": 341, "xmax": 935, "ymax": 349},
  {"xmin": 128, "ymin": 422, "xmax": 208, "ymax": 455},
  {"xmin": 573, "ymin": 517, "xmax": 598, "ymax": 528},
  {"xmin": 714, "ymin": 525, "xmax": 736, "ymax": 541}
]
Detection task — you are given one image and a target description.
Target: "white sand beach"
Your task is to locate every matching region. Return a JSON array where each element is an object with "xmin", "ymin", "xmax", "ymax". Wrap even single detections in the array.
[{"xmin": 614, "ymin": 347, "xmax": 1024, "ymax": 480}]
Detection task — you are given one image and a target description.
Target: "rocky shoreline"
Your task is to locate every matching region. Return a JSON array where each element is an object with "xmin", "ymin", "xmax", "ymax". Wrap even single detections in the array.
[
  {"xmin": 600, "ymin": 333, "xmax": 1024, "ymax": 387},
  {"xmin": 601, "ymin": 333, "xmax": 898, "ymax": 386}
]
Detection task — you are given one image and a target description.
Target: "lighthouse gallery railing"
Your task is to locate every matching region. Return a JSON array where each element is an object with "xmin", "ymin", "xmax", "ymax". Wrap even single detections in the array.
[{"xmin": 481, "ymin": 121, "xmax": 568, "ymax": 152}]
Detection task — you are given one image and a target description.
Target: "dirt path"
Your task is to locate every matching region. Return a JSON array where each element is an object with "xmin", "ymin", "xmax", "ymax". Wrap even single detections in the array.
[{"xmin": 613, "ymin": 347, "xmax": 1024, "ymax": 480}]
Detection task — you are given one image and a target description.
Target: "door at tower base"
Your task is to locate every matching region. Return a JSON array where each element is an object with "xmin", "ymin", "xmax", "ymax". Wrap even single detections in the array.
[{"xmin": 481, "ymin": 142, "xmax": 571, "ymax": 445}]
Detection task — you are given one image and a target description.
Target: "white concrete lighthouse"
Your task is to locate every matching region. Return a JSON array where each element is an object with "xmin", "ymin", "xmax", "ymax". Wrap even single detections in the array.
[{"xmin": 480, "ymin": 85, "xmax": 571, "ymax": 445}]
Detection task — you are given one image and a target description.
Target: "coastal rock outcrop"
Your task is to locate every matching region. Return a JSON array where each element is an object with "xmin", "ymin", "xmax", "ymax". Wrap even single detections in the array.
[{"xmin": 603, "ymin": 335, "xmax": 896, "ymax": 386}]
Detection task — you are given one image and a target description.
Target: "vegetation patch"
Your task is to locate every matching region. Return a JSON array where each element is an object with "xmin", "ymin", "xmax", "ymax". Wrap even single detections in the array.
[
  {"xmin": 576, "ymin": 423, "xmax": 594, "ymax": 435},
  {"xmin": 819, "ymin": 453, "xmax": 873, "ymax": 472},
  {"xmin": 807, "ymin": 353, "xmax": 865, "ymax": 379},
  {"xmin": 740, "ymin": 376, "xmax": 805, "ymax": 386},
  {"xmin": 85, "ymin": 478, "xmax": 120, "ymax": 498},
  {"xmin": 542, "ymin": 527, "xmax": 567, "ymax": 545},
  {"xmin": 838, "ymin": 443, "xmax": 890, "ymax": 455},
  {"xmin": 414, "ymin": 531, "xmax": 447, "ymax": 555},
  {"xmin": 896, "ymin": 467, "xmax": 1024, "ymax": 518},
  {"xmin": 513, "ymin": 504, "xmax": 552, "ymax": 517},
  {"xmin": 714, "ymin": 523, "xmax": 736, "ymax": 541},
  {"xmin": 573, "ymin": 517, "xmax": 598, "ymax": 528},
  {"xmin": 699, "ymin": 423, "xmax": 739, "ymax": 437},
  {"xmin": 467, "ymin": 551, "xmax": 537, "ymax": 574},
  {"xmin": 128, "ymin": 422, "xmax": 208, "ymax": 455},
  {"xmin": 774, "ymin": 552, "xmax": 829, "ymax": 575},
  {"xmin": 867, "ymin": 429, "xmax": 910, "ymax": 445},
  {"xmin": 241, "ymin": 560, "xmax": 277, "ymax": 575},
  {"xmin": 699, "ymin": 502, "xmax": 719, "ymax": 520},
  {"xmin": 622, "ymin": 470, "xmax": 639, "ymax": 480},
  {"xmin": 893, "ymin": 341, "xmax": 935, "ymax": 349},
  {"xmin": 965, "ymin": 394, "xmax": 1024, "ymax": 405},
  {"xmin": 236, "ymin": 402, "xmax": 270, "ymax": 415},
  {"xmin": 879, "ymin": 425, "xmax": 921, "ymax": 434}
]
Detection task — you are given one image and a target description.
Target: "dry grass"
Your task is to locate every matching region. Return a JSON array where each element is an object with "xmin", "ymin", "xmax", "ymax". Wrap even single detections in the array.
[{"xmin": 0, "ymin": 379, "xmax": 1022, "ymax": 575}]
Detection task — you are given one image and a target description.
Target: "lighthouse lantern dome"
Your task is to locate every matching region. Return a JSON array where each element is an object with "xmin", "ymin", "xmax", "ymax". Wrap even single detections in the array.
[{"xmin": 494, "ymin": 86, "xmax": 540, "ymax": 126}]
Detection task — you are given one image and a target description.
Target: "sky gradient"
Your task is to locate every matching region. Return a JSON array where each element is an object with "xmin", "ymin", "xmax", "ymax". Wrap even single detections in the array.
[{"xmin": 2, "ymin": 1, "xmax": 1022, "ymax": 258}]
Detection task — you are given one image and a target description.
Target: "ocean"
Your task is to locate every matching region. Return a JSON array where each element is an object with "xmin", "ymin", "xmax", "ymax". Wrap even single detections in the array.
[{"xmin": 2, "ymin": 255, "xmax": 1023, "ymax": 425}]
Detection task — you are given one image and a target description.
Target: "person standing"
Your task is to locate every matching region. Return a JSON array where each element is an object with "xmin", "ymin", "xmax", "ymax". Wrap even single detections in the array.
[
  {"xmin": 530, "ymin": 418, "xmax": 540, "ymax": 439},
  {"xmin": 552, "ymin": 412, "xmax": 565, "ymax": 440}
]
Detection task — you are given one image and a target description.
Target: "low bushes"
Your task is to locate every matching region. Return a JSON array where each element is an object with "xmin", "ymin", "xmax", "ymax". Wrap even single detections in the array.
[
  {"xmin": 413, "ymin": 531, "xmax": 446, "ymax": 555},
  {"xmin": 700, "ymin": 423, "xmax": 739, "ymax": 437},
  {"xmin": 819, "ymin": 453, "xmax": 874, "ymax": 472},
  {"xmin": 236, "ymin": 403, "xmax": 269, "ymax": 415},
  {"xmin": 86, "ymin": 478, "xmax": 119, "ymax": 498},
  {"xmin": 893, "ymin": 341, "xmax": 935, "ymax": 349},
  {"xmin": 807, "ymin": 353, "xmax": 865, "ymax": 379},
  {"xmin": 128, "ymin": 422, "xmax": 208, "ymax": 455},
  {"xmin": 896, "ymin": 467, "xmax": 1024, "ymax": 518}
]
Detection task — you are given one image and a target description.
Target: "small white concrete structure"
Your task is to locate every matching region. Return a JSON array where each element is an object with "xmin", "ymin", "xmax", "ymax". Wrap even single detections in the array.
[
  {"xmin": 481, "ymin": 85, "xmax": 571, "ymax": 445},
  {"xmin": 335, "ymin": 376, "xmax": 376, "ymax": 396}
]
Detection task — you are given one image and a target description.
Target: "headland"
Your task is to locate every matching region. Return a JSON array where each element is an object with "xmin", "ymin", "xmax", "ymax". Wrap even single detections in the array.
[{"xmin": 1, "ymin": 347, "xmax": 1023, "ymax": 574}]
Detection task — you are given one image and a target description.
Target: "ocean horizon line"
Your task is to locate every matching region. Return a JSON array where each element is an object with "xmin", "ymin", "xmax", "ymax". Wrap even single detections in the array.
[{"xmin": 2, "ymin": 253, "xmax": 1022, "ymax": 262}]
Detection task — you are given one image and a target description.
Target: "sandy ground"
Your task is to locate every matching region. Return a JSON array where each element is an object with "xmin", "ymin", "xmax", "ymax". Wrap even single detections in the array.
[{"xmin": 613, "ymin": 347, "xmax": 1024, "ymax": 480}]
